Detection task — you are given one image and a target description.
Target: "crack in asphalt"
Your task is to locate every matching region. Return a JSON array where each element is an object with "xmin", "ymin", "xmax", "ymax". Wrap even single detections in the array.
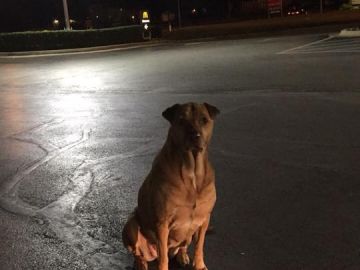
[
  {"xmin": 0, "ymin": 124, "xmax": 131, "ymax": 269},
  {"xmin": 0, "ymin": 129, "xmax": 91, "ymax": 200},
  {"xmin": 0, "ymin": 120, "xmax": 160, "ymax": 269},
  {"xmin": 38, "ymin": 167, "xmax": 129, "ymax": 270},
  {"xmin": 6, "ymin": 118, "xmax": 64, "ymax": 139}
]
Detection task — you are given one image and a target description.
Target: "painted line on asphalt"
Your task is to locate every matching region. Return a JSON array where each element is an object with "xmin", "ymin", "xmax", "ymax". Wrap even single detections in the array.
[
  {"xmin": 294, "ymin": 43, "xmax": 360, "ymax": 51},
  {"xmin": 304, "ymin": 40, "xmax": 360, "ymax": 47},
  {"xmin": 0, "ymin": 43, "xmax": 163, "ymax": 59},
  {"xmin": 321, "ymin": 38, "xmax": 360, "ymax": 43},
  {"xmin": 279, "ymin": 49, "xmax": 360, "ymax": 54},
  {"xmin": 184, "ymin": 42, "xmax": 207, "ymax": 46},
  {"xmin": 261, "ymin": 38, "xmax": 276, "ymax": 42},
  {"xmin": 277, "ymin": 36, "xmax": 333, "ymax": 54}
]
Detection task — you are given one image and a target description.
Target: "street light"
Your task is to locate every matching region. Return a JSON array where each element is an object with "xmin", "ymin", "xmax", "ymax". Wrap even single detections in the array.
[
  {"xmin": 62, "ymin": 0, "xmax": 71, "ymax": 30},
  {"xmin": 320, "ymin": 0, "xmax": 323, "ymax": 14},
  {"xmin": 177, "ymin": 0, "xmax": 182, "ymax": 28}
]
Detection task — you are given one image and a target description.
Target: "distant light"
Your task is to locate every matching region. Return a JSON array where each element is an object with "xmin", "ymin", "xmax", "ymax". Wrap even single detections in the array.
[
  {"xmin": 141, "ymin": 11, "xmax": 150, "ymax": 23},
  {"xmin": 144, "ymin": 24, "xmax": 149, "ymax": 30},
  {"xmin": 120, "ymin": 8, "xmax": 123, "ymax": 12},
  {"xmin": 296, "ymin": 11, "xmax": 299, "ymax": 14},
  {"xmin": 142, "ymin": 11, "xmax": 149, "ymax": 20},
  {"xmin": 53, "ymin": 19, "xmax": 59, "ymax": 25},
  {"xmin": 131, "ymin": 15, "xmax": 135, "ymax": 20},
  {"xmin": 69, "ymin": 19, "xmax": 76, "ymax": 24},
  {"xmin": 192, "ymin": 8, "xmax": 197, "ymax": 14},
  {"xmin": 96, "ymin": 15, "xmax": 99, "ymax": 19}
]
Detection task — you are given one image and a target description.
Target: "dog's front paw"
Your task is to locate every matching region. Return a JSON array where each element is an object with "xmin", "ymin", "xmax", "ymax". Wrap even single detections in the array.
[
  {"xmin": 176, "ymin": 250, "xmax": 190, "ymax": 267},
  {"xmin": 193, "ymin": 266, "xmax": 208, "ymax": 270},
  {"xmin": 193, "ymin": 261, "xmax": 208, "ymax": 270}
]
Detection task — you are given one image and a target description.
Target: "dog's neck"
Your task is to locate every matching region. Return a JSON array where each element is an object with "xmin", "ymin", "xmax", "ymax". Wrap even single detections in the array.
[
  {"xmin": 183, "ymin": 150, "xmax": 208, "ymax": 191},
  {"xmin": 164, "ymin": 139, "xmax": 208, "ymax": 191}
]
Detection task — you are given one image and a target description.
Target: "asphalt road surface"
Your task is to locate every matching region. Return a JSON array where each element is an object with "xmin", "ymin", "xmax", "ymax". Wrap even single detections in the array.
[{"xmin": 0, "ymin": 31, "xmax": 360, "ymax": 270}]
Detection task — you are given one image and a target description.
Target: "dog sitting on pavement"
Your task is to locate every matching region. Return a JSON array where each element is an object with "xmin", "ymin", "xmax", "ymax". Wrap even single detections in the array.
[{"xmin": 122, "ymin": 102, "xmax": 220, "ymax": 270}]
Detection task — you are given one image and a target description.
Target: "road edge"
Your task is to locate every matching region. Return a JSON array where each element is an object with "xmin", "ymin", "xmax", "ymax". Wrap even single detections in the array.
[{"xmin": 0, "ymin": 40, "xmax": 164, "ymax": 58}]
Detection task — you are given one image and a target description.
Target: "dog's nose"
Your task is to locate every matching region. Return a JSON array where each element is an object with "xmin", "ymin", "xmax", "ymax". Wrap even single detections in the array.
[{"xmin": 189, "ymin": 129, "xmax": 201, "ymax": 139}]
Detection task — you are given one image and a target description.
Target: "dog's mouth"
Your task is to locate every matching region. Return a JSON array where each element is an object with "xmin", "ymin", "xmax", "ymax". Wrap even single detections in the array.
[
  {"xmin": 192, "ymin": 146, "xmax": 204, "ymax": 152},
  {"xmin": 185, "ymin": 141, "xmax": 204, "ymax": 152},
  {"xmin": 189, "ymin": 140, "xmax": 205, "ymax": 153},
  {"xmin": 185, "ymin": 133, "xmax": 206, "ymax": 153}
]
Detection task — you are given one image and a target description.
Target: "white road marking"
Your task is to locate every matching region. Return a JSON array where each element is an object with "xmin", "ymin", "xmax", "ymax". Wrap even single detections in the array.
[
  {"xmin": 261, "ymin": 38, "xmax": 276, "ymax": 42},
  {"xmin": 283, "ymin": 50, "xmax": 360, "ymax": 54},
  {"xmin": 184, "ymin": 42, "xmax": 206, "ymax": 46},
  {"xmin": 278, "ymin": 36, "xmax": 360, "ymax": 54},
  {"xmin": 304, "ymin": 40, "xmax": 359, "ymax": 48},
  {"xmin": 277, "ymin": 36, "xmax": 333, "ymax": 54}
]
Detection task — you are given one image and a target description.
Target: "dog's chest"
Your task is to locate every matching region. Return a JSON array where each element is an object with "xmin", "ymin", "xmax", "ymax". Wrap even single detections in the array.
[
  {"xmin": 186, "ymin": 171, "xmax": 197, "ymax": 190},
  {"xmin": 169, "ymin": 184, "xmax": 215, "ymax": 245},
  {"xmin": 173, "ymin": 198, "xmax": 210, "ymax": 226},
  {"xmin": 182, "ymin": 164, "xmax": 205, "ymax": 192}
]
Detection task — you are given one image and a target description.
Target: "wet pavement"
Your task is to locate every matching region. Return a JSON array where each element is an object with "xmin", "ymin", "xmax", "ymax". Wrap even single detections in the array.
[{"xmin": 1, "ymin": 33, "xmax": 360, "ymax": 270}]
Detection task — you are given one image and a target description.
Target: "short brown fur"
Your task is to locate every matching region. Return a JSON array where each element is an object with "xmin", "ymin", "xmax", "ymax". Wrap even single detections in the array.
[{"xmin": 122, "ymin": 102, "xmax": 220, "ymax": 270}]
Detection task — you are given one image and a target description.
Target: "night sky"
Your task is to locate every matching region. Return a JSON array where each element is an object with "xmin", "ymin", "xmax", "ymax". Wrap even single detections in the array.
[
  {"xmin": 0, "ymin": 0, "xmax": 141, "ymax": 31},
  {"xmin": 0, "ymin": 0, "xmax": 344, "ymax": 32},
  {"xmin": 0, "ymin": 0, "xmax": 227, "ymax": 32}
]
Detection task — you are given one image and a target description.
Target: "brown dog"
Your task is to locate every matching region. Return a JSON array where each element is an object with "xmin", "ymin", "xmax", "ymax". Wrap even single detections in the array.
[{"xmin": 122, "ymin": 102, "xmax": 220, "ymax": 270}]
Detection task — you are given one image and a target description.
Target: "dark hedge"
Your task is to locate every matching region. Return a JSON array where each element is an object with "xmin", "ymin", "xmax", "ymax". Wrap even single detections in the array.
[{"xmin": 0, "ymin": 25, "xmax": 144, "ymax": 52}]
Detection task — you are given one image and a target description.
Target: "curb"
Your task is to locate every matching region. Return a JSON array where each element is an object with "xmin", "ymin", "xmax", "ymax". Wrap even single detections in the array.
[
  {"xmin": 1, "ymin": 24, "xmax": 359, "ymax": 58},
  {"xmin": 338, "ymin": 27, "xmax": 360, "ymax": 37},
  {"xmin": 0, "ymin": 40, "xmax": 163, "ymax": 58}
]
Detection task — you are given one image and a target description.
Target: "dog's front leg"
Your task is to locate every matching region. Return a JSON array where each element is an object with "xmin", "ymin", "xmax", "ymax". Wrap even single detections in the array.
[
  {"xmin": 193, "ymin": 215, "xmax": 210, "ymax": 270},
  {"xmin": 156, "ymin": 223, "xmax": 169, "ymax": 270}
]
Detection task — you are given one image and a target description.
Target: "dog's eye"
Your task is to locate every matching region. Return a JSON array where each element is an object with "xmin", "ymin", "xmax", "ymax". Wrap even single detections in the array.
[
  {"xmin": 201, "ymin": 117, "xmax": 208, "ymax": 125},
  {"xmin": 178, "ymin": 116, "xmax": 186, "ymax": 125}
]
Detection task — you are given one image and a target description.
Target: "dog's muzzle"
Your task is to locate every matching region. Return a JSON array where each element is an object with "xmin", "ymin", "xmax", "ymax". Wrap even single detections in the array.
[{"xmin": 188, "ymin": 130, "xmax": 204, "ymax": 151}]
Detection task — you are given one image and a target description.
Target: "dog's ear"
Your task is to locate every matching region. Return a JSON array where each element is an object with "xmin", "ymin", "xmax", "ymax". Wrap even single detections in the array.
[
  {"xmin": 162, "ymin": 104, "xmax": 180, "ymax": 123},
  {"xmin": 204, "ymin": 103, "xmax": 220, "ymax": 120}
]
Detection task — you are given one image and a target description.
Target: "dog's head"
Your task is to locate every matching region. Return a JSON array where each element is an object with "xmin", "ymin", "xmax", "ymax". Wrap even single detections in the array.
[{"xmin": 162, "ymin": 102, "xmax": 220, "ymax": 153}]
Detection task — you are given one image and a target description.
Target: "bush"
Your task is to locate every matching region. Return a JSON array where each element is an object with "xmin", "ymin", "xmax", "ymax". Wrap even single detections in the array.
[{"xmin": 0, "ymin": 25, "xmax": 144, "ymax": 52}]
